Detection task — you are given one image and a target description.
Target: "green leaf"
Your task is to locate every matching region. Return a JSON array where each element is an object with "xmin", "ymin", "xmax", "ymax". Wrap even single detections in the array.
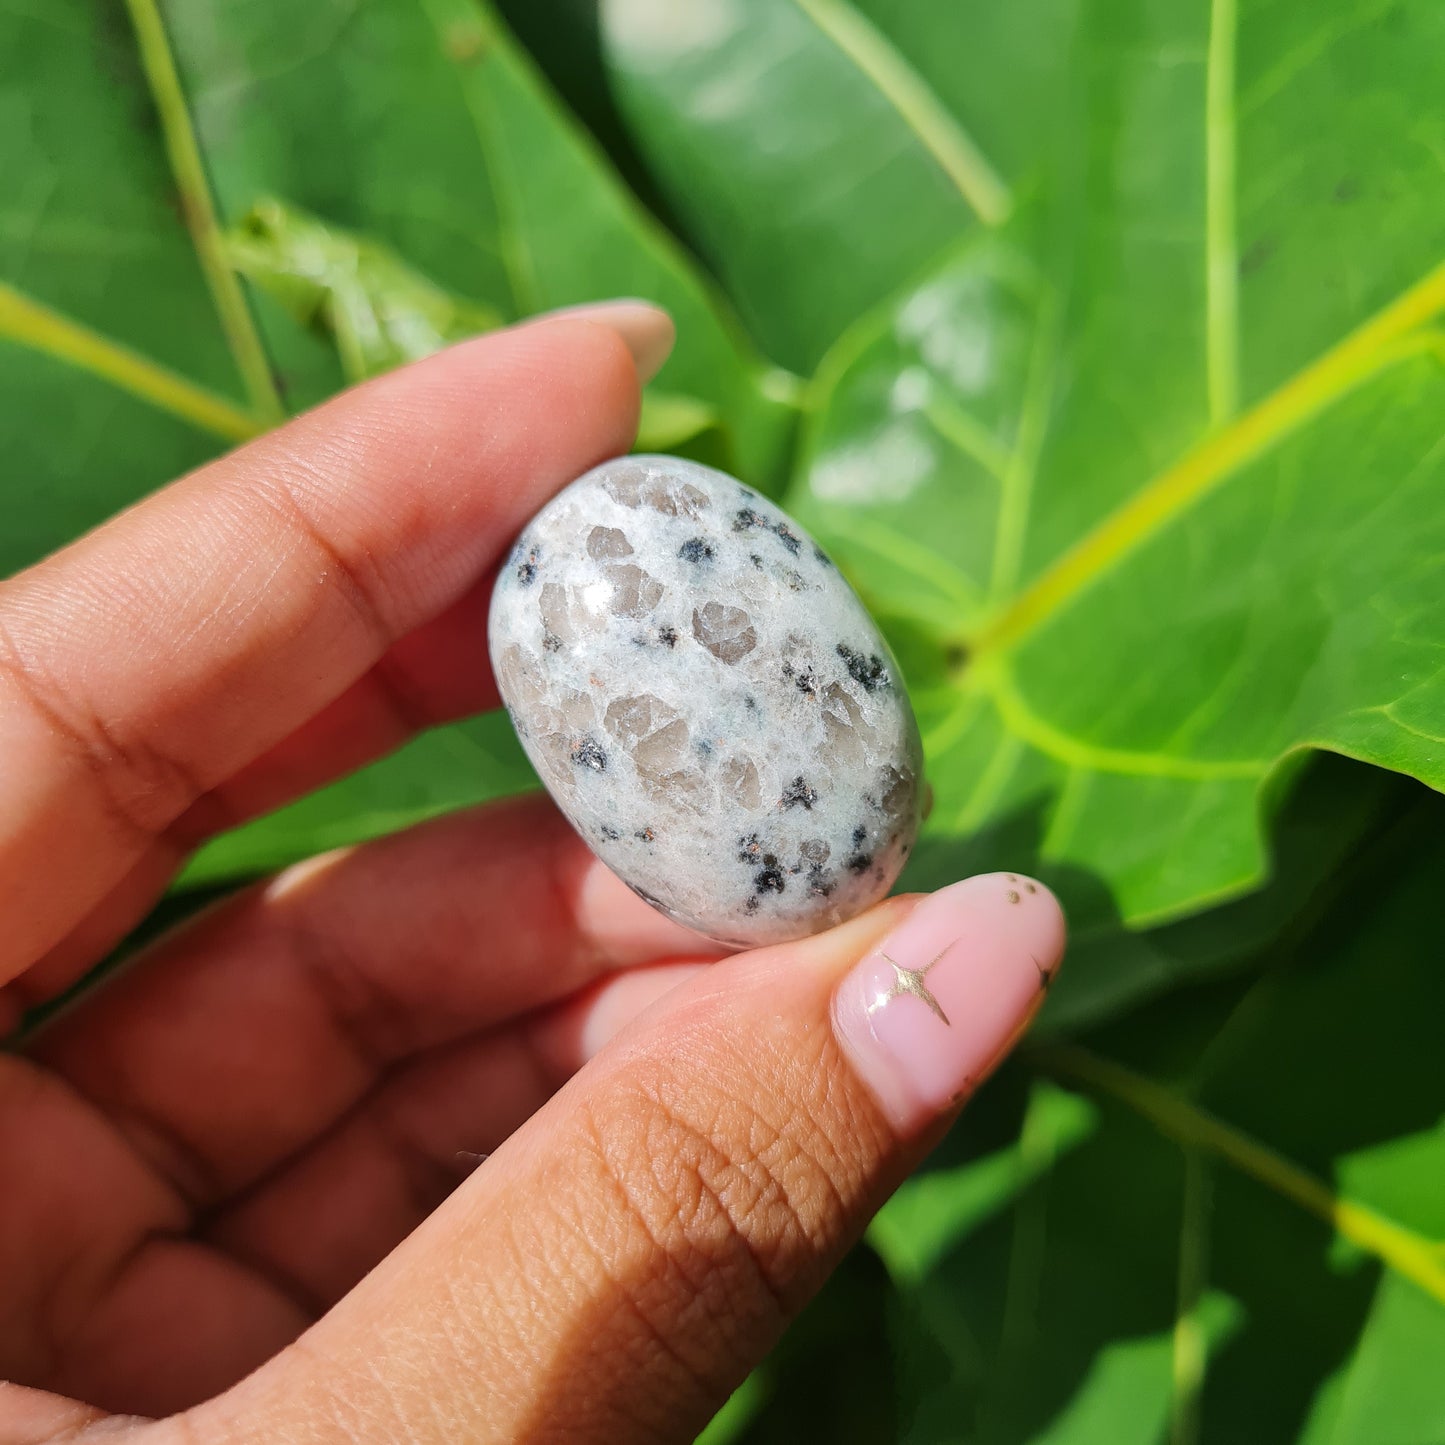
[
  {"xmin": 781, "ymin": 0, "xmax": 1445, "ymax": 933},
  {"xmin": 865, "ymin": 795, "xmax": 1445, "ymax": 1443},
  {"xmin": 1036, "ymin": 755, "xmax": 1408, "ymax": 1033},
  {"xmin": 0, "ymin": 0, "xmax": 256, "ymax": 573},
  {"xmin": 165, "ymin": 0, "xmax": 797, "ymax": 483},
  {"xmin": 600, "ymin": 0, "xmax": 1037, "ymax": 369},
  {"xmin": 181, "ymin": 711, "xmax": 537, "ymax": 886}
]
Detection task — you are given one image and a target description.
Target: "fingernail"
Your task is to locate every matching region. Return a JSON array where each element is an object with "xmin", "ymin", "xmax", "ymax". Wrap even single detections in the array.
[
  {"xmin": 832, "ymin": 873, "xmax": 1066, "ymax": 1132},
  {"xmin": 528, "ymin": 298, "xmax": 676, "ymax": 384}
]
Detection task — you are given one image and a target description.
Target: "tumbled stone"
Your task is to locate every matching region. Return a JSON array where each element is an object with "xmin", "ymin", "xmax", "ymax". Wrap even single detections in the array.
[{"xmin": 488, "ymin": 455, "xmax": 924, "ymax": 947}]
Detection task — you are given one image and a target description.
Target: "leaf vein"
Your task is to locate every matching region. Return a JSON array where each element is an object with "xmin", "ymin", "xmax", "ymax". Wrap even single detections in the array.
[
  {"xmin": 975, "ymin": 258, "xmax": 1445, "ymax": 655},
  {"xmin": 122, "ymin": 0, "xmax": 283, "ymax": 421},
  {"xmin": 1205, "ymin": 0, "xmax": 1239, "ymax": 425},
  {"xmin": 0, "ymin": 281, "xmax": 262, "ymax": 442},
  {"xmin": 1039, "ymin": 1045, "xmax": 1445, "ymax": 1307},
  {"xmin": 977, "ymin": 658, "xmax": 1267, "ymax": 781},
  {"xmin": 790, "ymin": 0, "xmax": 1011, "ymax": 225}
]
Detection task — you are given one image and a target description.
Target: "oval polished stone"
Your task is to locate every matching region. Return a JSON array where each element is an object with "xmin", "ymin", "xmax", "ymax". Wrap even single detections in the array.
[{"xmin": 488, "ymin": 455, "xmax": 924, "ymax": 947}]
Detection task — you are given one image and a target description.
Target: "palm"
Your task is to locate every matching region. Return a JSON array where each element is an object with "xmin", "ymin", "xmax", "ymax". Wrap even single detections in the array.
[{"xmin": 5, "ymin": 790, "xmax": 714, "ymax": 1419}]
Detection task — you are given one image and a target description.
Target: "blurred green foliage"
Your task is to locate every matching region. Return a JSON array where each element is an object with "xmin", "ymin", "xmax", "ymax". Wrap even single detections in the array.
[{"xmin": 3, "ymin": 0, "xmax": 1444, "ymax": 1437}]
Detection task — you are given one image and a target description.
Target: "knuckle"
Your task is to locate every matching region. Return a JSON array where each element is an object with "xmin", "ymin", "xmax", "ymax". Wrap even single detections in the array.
[
  {"xmin": 0, "ymin": 604, "xmax": 204, "ymax": 839},
  {"xmin": 249, "ymin": 459, "xmax": 401, "ymax": 651}
]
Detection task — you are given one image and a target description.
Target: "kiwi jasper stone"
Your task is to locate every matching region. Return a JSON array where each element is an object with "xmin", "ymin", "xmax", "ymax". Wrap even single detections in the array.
[{"xmin": 488, "ymin": 455, "xmax": 924, "ymax": 947}]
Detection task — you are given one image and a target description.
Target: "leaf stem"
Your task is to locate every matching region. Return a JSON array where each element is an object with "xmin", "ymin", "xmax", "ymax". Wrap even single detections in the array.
[
  {"xmin": 1036, "ymin": 1045, "xmax": 1445, "ymax": 1306},
  {"xmin": 988, "ymin": 283, "xmax": 1058, "ymax": 601},
  {"xmin": 986, "ymin": 1080, "xmax": 1061, "ymax": 1436},
  {"xmin": 792, "ymin": 0, "xmax": 1011, "ymax": 225},
  {"xmin": 422, "ymin": 0, "xmax": 540, "ymax": 315},
  {"xmin": 0, "ymin": 282, "xmax": 262, "ymax": 443},
  {"xmin": 1170, "ymin": 1149, "xmax": 1210, "ymax": 1445},
  {"xmin": 122, "ymin": 0, "xmax": 284, "ymax": 421}
]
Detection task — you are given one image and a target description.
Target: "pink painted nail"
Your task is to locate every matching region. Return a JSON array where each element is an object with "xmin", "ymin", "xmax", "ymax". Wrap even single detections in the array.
[{"xmin": 832, "ymin": 873, "xmax": 1066, "ymax": 1132}]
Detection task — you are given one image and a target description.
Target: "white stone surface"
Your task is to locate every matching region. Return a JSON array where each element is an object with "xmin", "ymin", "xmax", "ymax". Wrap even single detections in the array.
[{"xmin": 488, "ymin": 455, "xmax": 924, "ymax": 946}]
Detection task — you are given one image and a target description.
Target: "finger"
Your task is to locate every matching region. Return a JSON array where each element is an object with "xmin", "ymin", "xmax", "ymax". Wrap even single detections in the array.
[
  {"xmin": 195, "ymin": 874, "xmax": 1066, "ymax": 1445},
  {"xmin": 205, "ymin": 962, "xmax": 706, "ymax": 1311},
  {"xmin": 25, "ymin": 796, "xmax": 723, "ymax": 1211},
  {"xmin": 8, "ymin": 570, "xmax": 502, "ymax": 1008},
  {"xmin": 0, "ymin": 306, "xmax": 665, "ymax": 986}
]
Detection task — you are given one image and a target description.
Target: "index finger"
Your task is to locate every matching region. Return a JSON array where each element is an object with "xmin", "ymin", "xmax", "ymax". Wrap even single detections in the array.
[{"xmin": 0, "ymin": 311, "xmax": 656, "ymax": 986}]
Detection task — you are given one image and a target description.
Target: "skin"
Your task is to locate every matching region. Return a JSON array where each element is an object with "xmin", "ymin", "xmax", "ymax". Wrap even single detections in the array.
[{"xmin": 0, "ymin": 312, "xmax": 1062, "ymax": 1444}]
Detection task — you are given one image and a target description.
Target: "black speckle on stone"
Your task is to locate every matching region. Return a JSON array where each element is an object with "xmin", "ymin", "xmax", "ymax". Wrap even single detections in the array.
[
  {"xmin": 679, "ymin": 537, "xmax": 715, "ymax": 564},
  {"xmin": 745, "ymin": 896, "xmax": 760, "ymax": 915},
  {"xmin": 837, "ymin": 643, "xmax": 890, "ymax": 693},
  {"xmin": 754, "ymin": 862, "xmax": 786, "ymax": 895},
  {"xmin": 571, "ymin": 735, "xmax": 607, "ymax": 772},
  {"xmin": 773, "ymin": 522, "xmax": 802, "ymax": 555},
  {"xmin": 658, "ymin": 624, "xmax": 679, "ymax": 648},
  {"xmin": 782, "ymin": 661, "xmax": 818, "ymax": 697},
  {"xmin": 784, "ymin": 568, "xmax": 806, "ymax": 591},
  {"xmin": 813, "ymin": 545, "xmax": 834, "ymax": 567},
  {"xmin": 780, "ymin": 775, "xmax": 819, "ymax": 810},
  {"xmin": 749, "ymin": 552, "xmax": 764, "ymax": 569},
  {"xmin": 599, "ymin": 824, "xmax": 621, "ymax": 841},
  {"xmin": 695, "ymin": 737, "xmax": 714, "ymax": 757},
  {"xmin": 512, "ymin": 538, "xmax": 540, "ymax": 586},
  {"xmin": 851, "ymin": 825, "xmax": 868, "ymax": 848},
  {"xmin": 542, "ymin": 630, "xmax": 562, "ymax": 653},
  {"xmin": 807, "ymin": 867, "xmax": 836, "ymax": 898},
  {"xmin": 740, "ymin": 835, "xmax": 787, "ymax": 894},
  {"xmin": 733, "ymin": 506, "xmax": 766, "ymax": 532},
  {"xmin": 635, "ymin": 826, "xmax": 656, "ymax": 843},
  {"xmin": 744, "ymin": 695, "xmax": 758, "ymax": 710},
  {"xmin": 846, "ymin": 852, "xmax": 873, "ymax": 874}
]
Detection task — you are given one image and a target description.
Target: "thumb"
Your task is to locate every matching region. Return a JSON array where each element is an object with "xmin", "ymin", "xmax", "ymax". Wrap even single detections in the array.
[{"xmin": 189, "ymin": 874, "xmax": 1065, "ymax": 1445}]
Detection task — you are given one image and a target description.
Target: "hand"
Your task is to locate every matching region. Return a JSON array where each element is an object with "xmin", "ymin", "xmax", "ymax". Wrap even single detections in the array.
[{"xmin": 0, "ymin": 307, "xmax": 1065, "ymax": 1444}]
